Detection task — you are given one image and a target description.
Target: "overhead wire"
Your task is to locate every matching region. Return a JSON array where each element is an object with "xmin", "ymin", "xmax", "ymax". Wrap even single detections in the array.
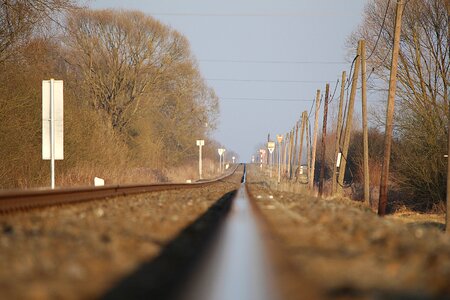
[
  {"xmin": 149, "ymin": 12, "xmax": 359, "ymax": 17},
  {"xmin": 220, "ymin": 97, "xmax": 314, "ymax": 102},
  {"xmin": 206, "ymin": 78, "xmax": 331, "ymax": 83},
  {"xmin": 199, "ymin": 59, "xmax": 347, "ymax": 65},
  {"xmin": 366, "ymin": 0, "xmax": 392, "ymax": 60},
  {"xmin": 327, "ymin": 79, "xmax": 340, "ymax": 105}
]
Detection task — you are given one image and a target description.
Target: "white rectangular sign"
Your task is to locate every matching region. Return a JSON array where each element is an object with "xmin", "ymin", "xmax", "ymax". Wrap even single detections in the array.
[
  {"xmin": 42, "ymin": 80, "xmax": 64, "ymax": 160},
  {"xmin": 336, "ymin": 152, "xmax": 342, "ymax": 168}
]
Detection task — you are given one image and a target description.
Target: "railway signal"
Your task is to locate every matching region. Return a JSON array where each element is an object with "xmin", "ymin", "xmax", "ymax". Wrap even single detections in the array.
[
  {"xmin": 197, "ymin": 140, "xmax": 205, "ymax": 179},
  {"xmin": 42, "ymin": 79, "xmax": 64, "ymax": 189}
]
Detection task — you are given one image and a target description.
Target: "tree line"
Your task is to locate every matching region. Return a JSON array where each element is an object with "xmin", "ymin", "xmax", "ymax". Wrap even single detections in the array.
[{"xmin": 0, "ymin": 2, "xmax": 223, "ymax": 188}]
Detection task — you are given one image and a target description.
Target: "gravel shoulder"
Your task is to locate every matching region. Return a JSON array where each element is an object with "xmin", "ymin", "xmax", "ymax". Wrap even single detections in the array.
[
  {"xmin": 0, "ymin": 169, "xmax": 242, "ymax": 300},
  {"xmin": 246, "ymin": 165, "xmax": 450, "ymax": 300}
]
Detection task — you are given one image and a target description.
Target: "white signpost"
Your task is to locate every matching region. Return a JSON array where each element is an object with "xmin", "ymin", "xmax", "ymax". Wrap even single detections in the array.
[
  {"xmin": 259, "ymin": 149, "xmax": 266, "ymax": 170},
  {"xmin": 42, "ymin": 79, "xmax": 64, "ymax": 189},
  {"xmin": 232, "ymin": 156, "xmax": 236, "ymax": 164},
  {"xmin": 218, "ymin": 148, "xmax": 225, "ymax": 173},
  {"xmin": 197, "ymin": 140, "xmax": 205, "ymax": 179},
  {"xmin": 276, "ymin": 134, "xmax": 283, "ymax": 183},
  {"xmin": 267, "ymin": 141, "xmax": 275, "ymax": 178}
]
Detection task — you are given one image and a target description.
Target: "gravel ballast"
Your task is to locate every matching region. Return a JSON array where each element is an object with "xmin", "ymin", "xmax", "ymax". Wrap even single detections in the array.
[{"xmin": 246, "ymin": 165, "xmax": 450, "ymax": 299}]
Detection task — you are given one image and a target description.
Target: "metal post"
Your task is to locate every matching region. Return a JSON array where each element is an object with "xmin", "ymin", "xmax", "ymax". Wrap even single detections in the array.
[
  {"xmin": 50, "ymin": 78, "xmax": 55, "ymax": 189},
  {"xmin": 223, "ymin": 151, "xmax": 226, "ymax": 171},
  {"xmin": 278, "ymin": 141, "xmax": 281, "ymax": 182},
  {"xmin": 269, "ymin": 152, "xmax": 273, "ymax": 178}
]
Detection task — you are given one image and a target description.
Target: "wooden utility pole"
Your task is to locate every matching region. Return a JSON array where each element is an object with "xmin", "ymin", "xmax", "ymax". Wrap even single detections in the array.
[
  {"xmin": 297, "ymin": 111, "xmax": 307, "ymax": 179},
  {"xmin": 284, "ymin": 132, "xmax": 289, "ymax": 177},
  {"xmin": 288, "ymin": 130, "xmax": 292, "ymax": 177},
  {"xmin": 306, "ymin": 116, "xmax": 311, "ymax": 185},
  {"xmin": 289, "ymin": 128, "xmax": 295, "ymax": 178},
  {"xmin": 309, "ymin": 90, "xmax": 321, "ymax": 190},
  {"xmin": 292, "ymin": 124, "xmax": 299, "ymax": 179},
  {"xmin": 361, "ymin": 40, "xmax": 370, "ymax": 206},
  {"xmin": 318, "ymin": 84, "xmax": 330, "ymax": 197},
  {"xmin": 337, "ymin": 42, "xmax": 362, "ymax": 193},
  {"xmin": 331, "ymin": 71, "xmax": 346, "ymax": 195},
  {"xmin": 446, "ymin": 0, "xmax": 450, "ymax": 233},
  {"xmin": 378, "ymin": 0, "xmax": 404, "ymax": 216}
]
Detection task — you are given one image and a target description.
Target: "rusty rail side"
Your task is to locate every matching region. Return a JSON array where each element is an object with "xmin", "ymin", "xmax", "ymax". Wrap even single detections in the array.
[{"xmin": 0, "ymin": 164, "xmax": 240, "ymax": 213}]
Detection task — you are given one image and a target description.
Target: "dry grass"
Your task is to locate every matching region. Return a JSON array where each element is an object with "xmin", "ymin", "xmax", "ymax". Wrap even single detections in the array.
[{"xmin": 165, "ymin": 159, "xmax": 222, "ymax": 182}]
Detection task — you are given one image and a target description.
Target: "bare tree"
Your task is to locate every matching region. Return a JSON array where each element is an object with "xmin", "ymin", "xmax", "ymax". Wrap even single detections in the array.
[{"xmin": 0, "ymin": 0, "xmax": 75, "ymax": 62}]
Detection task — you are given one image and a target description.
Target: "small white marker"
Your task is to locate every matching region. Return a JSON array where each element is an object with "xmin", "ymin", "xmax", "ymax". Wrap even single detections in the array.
[{"xmin": 94, "ymin": 177, "xmax": 104, "ymax": 186}]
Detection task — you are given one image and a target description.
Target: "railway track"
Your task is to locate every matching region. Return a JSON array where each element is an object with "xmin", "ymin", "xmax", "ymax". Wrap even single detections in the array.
[
  {"xmin": 102, "ymin": 164, "xmax": 279, "ymax": 300},
  {"xmin": 3, "ymin": 164, "xmax": 448, "ymax": 299},
  {"xmin": 0, "ymin": 165, "xmax": 239, "ymax": 214}
]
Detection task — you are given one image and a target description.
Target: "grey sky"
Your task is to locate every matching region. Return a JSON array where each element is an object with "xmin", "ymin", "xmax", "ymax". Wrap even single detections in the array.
[{"xmin": 89, "ymin": 0, "xmax": 371, "ymax": 161}]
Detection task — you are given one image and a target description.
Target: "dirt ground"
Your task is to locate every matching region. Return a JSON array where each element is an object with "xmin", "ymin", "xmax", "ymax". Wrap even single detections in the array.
[
  {"xmin": 246, "ymin": 165, "xmax": 450, "ymax": 300},
  {"xmin": 0, "ymin": 169, "xmax": 242, "ymax": 300}
]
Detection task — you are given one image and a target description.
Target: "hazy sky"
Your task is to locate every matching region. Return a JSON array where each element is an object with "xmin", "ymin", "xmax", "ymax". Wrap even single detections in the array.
[{"xmin": 89, "ymin": 0, "xmax": 371, "ymax": 161}]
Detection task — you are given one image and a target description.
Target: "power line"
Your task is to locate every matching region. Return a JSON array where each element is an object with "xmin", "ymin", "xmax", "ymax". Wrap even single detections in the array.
[
  {"xmin": 366, "ymin": 0, "xmax": 391, "ymax": 60},
  {"xmin": 327, "ymin": 79, "xmax": 340, "ymax": 105},
  {"xmin": 199, "ymin": 59, "xmax": 347, "ymax": 65},
  {"xmin": 220, "ymin": 97, "xmax": 314, "ymax": 102},
  {"xmin": 206, "ymin": 78, "xmax": 331, "ymax": 83},
  {"xmin": 149, "ymin": 12, "xmax": 358, "ymax": 17}
]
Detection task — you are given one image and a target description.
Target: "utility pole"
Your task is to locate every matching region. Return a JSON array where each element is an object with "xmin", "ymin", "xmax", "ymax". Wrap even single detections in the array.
[
  {"xmin": 332, "ymin": 71, "xmax": 346, "ymax": 195},
  {"xmin": 306, "ymin": 116, "xmax": 311, "ymax": 186},
  {"xmin": 286, "ymin": 131, "xmax": 292, "ymax": 179},
  {"xmin": 292, "ymin": 122, "xmax": 299, "ymax": 179},
  {"xmin": 289, "ymin": 127, "xmax": 295, "ymax": 179},
  {"xmin": 297, "ymin": 111, "xmax": 307, "ymax": 180},
  {"xmin": 361, "ymin": 40, "xmax": 370, "ymax": 206},
  {"xmin": 378, "ymin": 0, "xmax": 405, "ymax": 216},
  {"xmin": 318, "ymin": 84, "xmax": 330, "ymax": 197},
  {"xmin": 283, "ymin": 133, "xmax": 289, "ymax": 177},
  {"xmin": 446, "ymin": 0, "xmax": 450, "ymax": 233},
  {"xmin": 309, "ymin": 90, "xmax": 321, "ymax": 191},
  {"xmin": 276, "ymin": 134, "xmax": 283, "ymax": 183},
  {"xmin": 338, "ymin": 42, "xmax": 361, "ymax": 193}
]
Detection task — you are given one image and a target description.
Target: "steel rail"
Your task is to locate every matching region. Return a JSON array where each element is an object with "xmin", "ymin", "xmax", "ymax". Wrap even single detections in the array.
[
  {"xmin": 0, "ymin": 165, "xmax": 240, "ymax": 213},
  {"xmin": 183, "ymin": 165, "xmax": 278, "ymax": 300}
]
